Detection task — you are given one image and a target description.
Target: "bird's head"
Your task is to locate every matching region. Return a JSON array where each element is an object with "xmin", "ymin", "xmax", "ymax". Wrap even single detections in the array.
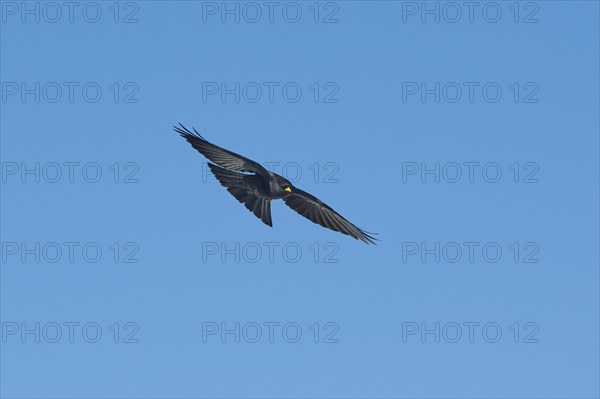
[{"xmin": 273, "ymin": 174, "xmax": 293, "ymax": 194}]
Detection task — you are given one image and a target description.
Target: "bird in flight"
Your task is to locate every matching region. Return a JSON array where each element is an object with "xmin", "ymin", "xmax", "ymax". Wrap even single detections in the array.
[{"xmin": 174, "ymin": 124, "xmax": 377, "ymax": 244}]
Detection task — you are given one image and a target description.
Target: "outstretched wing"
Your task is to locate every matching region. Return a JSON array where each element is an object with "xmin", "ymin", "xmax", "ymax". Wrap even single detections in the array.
[
  {"xmin": 207, "ymin": 163, "xmax": 272, "ymax": 227},
  {"xmin": 283, "ymin": 187, "xmax": 378, "ymax": 244},
  {"xmin": 174, "ymin": 123, "xmax": 270, "ymax": 180}
]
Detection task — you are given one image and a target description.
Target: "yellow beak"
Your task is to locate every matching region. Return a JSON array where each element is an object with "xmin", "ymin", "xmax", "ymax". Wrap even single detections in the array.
[{"xmin": 284, "ymin": 187, "xmax": 292, "ymax": 192}]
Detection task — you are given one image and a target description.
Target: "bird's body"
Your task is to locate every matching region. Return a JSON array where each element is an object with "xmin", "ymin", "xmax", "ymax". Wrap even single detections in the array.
[{"xmin": 174, "ymin": 124, "xmax": 377, "ymax": 244}]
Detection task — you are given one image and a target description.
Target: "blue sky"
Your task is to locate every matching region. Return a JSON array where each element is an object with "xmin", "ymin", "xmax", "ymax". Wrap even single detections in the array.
[{"xmin": 1, "ymin": 1, "xmax": 599, "ymax": 398}]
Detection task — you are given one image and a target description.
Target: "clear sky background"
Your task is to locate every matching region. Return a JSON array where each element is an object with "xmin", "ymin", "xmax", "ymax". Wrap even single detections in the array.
[{"xmin": 1, "ymin": 1, "xmax": 599, "ymax": 398}]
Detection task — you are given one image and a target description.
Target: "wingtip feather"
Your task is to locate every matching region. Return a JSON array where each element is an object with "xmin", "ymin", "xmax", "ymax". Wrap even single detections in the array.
[{"xmin": 173, "ymin": 123, "xmax": 205, "ymax": 141}]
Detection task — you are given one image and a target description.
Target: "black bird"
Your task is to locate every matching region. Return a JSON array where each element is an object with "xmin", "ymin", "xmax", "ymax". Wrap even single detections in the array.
[{"xmin": 174, "ymin": 124, "xmax": 377, "ymax": 244}]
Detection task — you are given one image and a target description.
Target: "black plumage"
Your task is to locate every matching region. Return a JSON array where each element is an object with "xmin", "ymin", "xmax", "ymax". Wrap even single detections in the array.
[{"xmin": 174, "ymin": 124, "xmax": 377, "ymax": 244}]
